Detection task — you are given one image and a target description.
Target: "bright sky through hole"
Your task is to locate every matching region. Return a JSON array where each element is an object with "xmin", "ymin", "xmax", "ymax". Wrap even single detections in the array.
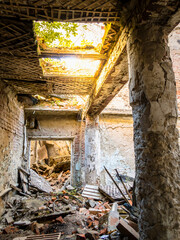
[
  {"xmin": 40, "ymin": 57, "xmax": 101, "ymax": 77},
  {"xmin": 35, "ymin": 22, "xmax": 105, "ymax": 77},
  {"xmin": 53, "ymin": 23, "xmax": 105, "ymax": 48}
]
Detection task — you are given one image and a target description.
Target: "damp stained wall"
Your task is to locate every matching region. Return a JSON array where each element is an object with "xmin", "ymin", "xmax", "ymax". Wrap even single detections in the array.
[{"xmin": 0, "ymin": 81, "xmax": 24, "ymax": 192}]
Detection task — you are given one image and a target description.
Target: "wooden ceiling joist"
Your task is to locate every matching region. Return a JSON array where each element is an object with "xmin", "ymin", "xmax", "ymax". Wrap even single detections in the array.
[
  {"xmin": 0, "ymin": 2, "xmax": 120, "ymax": 22},
  {"xmin": 38, "ymin": 52, "xmax": 107, "ymax": 60}
]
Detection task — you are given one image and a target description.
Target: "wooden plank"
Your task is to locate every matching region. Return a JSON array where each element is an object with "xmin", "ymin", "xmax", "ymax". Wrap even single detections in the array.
[
  {"xmin": 13, "ymin": 232, "xmax": 61, "ymax": 240},
  {"xmin": 39, "ymin": 52, "xmax": 107, "ymax": 60},
  {"xmin": 19, "ymin": 167, "xmax": 30, "ymax": 176},
  {"xmin": 31, "ymin": 210, "xmax": 73, "ymax": 223},
  {"xmin": 117, "ymin": 218, "xmax": 139, "ymax": 240},
  {"xmin": 0, "ymin": 188, "xmax": 12, "ymax": 198},
  {"xmin": 98, "ymin": 187, "xmax": 114, "ymax": 202}
]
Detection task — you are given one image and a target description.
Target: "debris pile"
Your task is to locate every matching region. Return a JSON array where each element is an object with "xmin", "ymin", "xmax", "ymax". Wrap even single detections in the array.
[
  {"xmin": 0, "ymin": 167, "xmax": 138, "ymax": 240},
  {"xmin": 31, "ymin": 140, "xmax": 71, "ymax": 191}
]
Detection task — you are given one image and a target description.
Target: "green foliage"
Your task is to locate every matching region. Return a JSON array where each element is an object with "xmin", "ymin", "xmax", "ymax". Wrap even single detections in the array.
[{"xmin": 34, "ymin": 21, "xmax": 78, "ymax": 48}]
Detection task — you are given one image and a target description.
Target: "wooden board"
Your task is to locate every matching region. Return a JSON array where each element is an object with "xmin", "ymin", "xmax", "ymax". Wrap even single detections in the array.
[
  {"xmin": 117, "ymin": 218, "xmax": 139, "ymax": 240},
  {"xmin": 14, "ymin": 232, "xmax": 61, "ymax": 240}
]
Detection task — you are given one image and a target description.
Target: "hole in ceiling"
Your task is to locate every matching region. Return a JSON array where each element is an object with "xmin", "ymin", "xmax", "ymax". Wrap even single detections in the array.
[
  {"xmin": 34, "ymin": 21, "xmax": 106, "ymax": 52},
  {"xmin": 34, "ymin": 21, "xmax": 108, "ymax": 77},
  {"xmin": 40, "ymin": 57, "xmax": 101, "ymax": 77}
]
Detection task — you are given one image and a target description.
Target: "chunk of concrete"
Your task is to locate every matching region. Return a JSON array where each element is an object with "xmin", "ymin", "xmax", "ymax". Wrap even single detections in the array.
[
  {"xmin": 30, "ymin": 169, "xmax": 52, "ymax": 193},
  {"xmin": 108, "ymin": 202, "xmax": 119, "ymax": 233}
]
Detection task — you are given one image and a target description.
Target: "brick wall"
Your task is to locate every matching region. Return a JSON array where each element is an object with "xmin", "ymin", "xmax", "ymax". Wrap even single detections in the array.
[{"xmin": 0, "ymin": 81, "xmax": 24, "ymax": 192}]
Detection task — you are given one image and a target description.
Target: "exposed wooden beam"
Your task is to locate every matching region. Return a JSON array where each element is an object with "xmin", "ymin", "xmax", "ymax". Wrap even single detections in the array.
[{"xmin": 39, "ymin": 52, "xmax": 107, "ymax": 60}]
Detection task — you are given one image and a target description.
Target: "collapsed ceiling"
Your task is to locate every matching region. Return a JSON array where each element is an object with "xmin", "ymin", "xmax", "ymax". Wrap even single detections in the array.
[{"xmin": 0, "ymin": 0, "xmax": 179, "ymax": 113}]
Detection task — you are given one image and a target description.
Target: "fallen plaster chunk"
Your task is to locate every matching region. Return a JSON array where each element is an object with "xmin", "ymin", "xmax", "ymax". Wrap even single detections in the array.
[
  {"xmin": 29, "ymin": 169, "xmax": 52, "ymax": 193},
  {"xmin": 14, "ymin": 220, "xmax": 31, "ymax": 226}
]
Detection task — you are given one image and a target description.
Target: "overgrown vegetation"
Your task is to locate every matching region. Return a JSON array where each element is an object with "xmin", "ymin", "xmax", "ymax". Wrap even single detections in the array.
[
  {"xmin": 34, "ymin": 21, "xmax": 105, "ymax": 51},
  {"xmin": 34, "ymin": 21, "xmax": 78, "ymax": 48}
]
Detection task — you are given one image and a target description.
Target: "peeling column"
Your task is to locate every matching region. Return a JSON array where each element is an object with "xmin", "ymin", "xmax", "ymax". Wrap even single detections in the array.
[
  {"xmin": 127, "ymin": 24, "xmax": 180, "ymax": 240},
  {"xmin": 85, "ymin": 115, "xmax": 100, "ymax": 185}
]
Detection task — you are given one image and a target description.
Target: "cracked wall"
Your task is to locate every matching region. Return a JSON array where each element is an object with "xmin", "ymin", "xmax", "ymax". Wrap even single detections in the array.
[
  {"xmin": 0, "ymin": 81, "xmax": 24, "ymax": 193},
  {"xmin": 99, "ymin": 114, "xmax": 135, "ymax": 185}
]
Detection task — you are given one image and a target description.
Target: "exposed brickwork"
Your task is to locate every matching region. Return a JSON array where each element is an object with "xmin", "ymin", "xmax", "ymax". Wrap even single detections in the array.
[{"xmin": 0, "ymin": 81, "xmax": 24, "ymax": 192}]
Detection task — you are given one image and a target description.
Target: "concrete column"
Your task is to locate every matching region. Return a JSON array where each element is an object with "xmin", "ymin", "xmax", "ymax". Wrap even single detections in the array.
[
  {"xmin": 127, "ymin": 24, "xmax": 180, "ymax": 240},
  {"xmin": 85, "ymin": 115, "xmax": 100, "ymax": 185}
]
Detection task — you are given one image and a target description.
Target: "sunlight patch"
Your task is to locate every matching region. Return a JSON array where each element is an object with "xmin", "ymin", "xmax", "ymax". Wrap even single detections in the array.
[{"xmin": 40, "ymin": 57, "xmax": 101, "ymax": 77}]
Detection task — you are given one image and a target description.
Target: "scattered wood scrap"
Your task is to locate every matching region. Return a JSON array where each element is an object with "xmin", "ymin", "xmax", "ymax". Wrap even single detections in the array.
[
  {"xmin": 117, "ymin": 217, "xmax": 139, "ymax": 240},
  {"xmin": 19, "ymin": 167, "xmax": 29, "ymax": 194},
  {"xmin": 13, "ymin": 232, "xmax": 61, "ymax": 240},
  {"xmin": 31, "ymin": 210, "xmax": 74, "ymax": 223},
  {"xmin": 0, "ymin": 188, "xmax": 12, "ymax": 198}
]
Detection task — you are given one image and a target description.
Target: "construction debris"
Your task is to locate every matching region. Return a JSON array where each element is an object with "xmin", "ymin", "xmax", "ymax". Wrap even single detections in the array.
[
  {"xmin": 14, "ymin": 232, "xmax": 61, "ymax": 240},
  {"xmin": 0, "ymin": 165, "xmax": 138, "ymax": 240},
  {"xmin": 30, "ymin": 169, "xmax": 52, "ymax": 193},
  {"xmin": 108, "ymin": 202, "xmax": 119, "ymax": 233},
  {"xmin": 117, "ymin": 218, "xmax": 139, "ymax": 240}
]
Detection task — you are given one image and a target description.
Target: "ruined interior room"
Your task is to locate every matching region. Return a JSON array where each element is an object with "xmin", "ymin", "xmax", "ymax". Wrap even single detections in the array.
[{"xmin": 0, "ymin": 1, "xmax": 180, "ymax": 240}]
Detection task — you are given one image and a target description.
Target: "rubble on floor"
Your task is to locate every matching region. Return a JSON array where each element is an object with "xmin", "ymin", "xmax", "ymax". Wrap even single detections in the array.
[
  {"xmin": 0, "ymin": 168, "xmax": 138, "ymax": 240},
  {"xmin": 30, "ymin": 140, "xmax": 71, "ymax": 192}
]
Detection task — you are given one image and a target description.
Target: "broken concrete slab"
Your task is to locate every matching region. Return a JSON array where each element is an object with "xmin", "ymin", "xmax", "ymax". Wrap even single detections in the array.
[
  {"xmin": 29, "ymin": 169, "xmax": 52, "ymax": 193},
  {"xmin": 4, "ymin": 212, "xmax": 14, "ymax": 224}
]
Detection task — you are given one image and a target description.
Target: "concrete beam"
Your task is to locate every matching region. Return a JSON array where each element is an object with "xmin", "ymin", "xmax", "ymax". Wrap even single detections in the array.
[
  {"xmin": 84, "ymin": 1, "xmax": 180, "ymax": 118},
  {"xmin": 25, "ymin": 107, "xmax": 80, "ymax": 117},
  {"xmin": 86, "ymin": 47, "xmax": 129, "ymax": 117}
]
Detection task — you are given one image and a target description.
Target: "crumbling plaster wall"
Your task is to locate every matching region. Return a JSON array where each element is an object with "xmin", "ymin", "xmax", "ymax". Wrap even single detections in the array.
[
  {"xmin": 26, "ymin": 115, "xmax": 82, "ymax": 186},
  {"xmin": 169, "ymin": 23, "xmax": 180, "ymax": 113},
  {"xmin": 0, "ymin": 81, "xmax": 24, "ymax": 192},
  {"xmin": 99, "ymin": 114, "xmax": 135, "ymax": 185}
]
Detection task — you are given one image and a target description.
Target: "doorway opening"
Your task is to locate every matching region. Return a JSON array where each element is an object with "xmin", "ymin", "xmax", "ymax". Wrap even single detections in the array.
[{"xmin": 30, "ymin": 140, "xmax": 71, "ymax": 191}]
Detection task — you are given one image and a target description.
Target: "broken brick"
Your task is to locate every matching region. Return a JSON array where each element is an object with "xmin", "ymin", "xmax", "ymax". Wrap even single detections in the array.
[
  {"xmin": 3, "ymin": 226, "xmax": 18, "ymax": 234},
  {"xmin": 104, "ymin": 202, "xmax": 111, "ymax": 209},
  {"xmin": 64, "ymin": 195, "xmax": 69, "ymax": 200},
  {"xmin": 56, "ymin": 216, "xmax": 65, "ymax": 223}
]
